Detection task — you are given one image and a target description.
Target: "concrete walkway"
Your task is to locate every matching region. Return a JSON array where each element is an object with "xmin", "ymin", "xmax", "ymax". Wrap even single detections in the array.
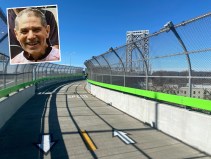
[{"xmin": 0, "ymin": 81, "xmax": 210, "ymax": 159}]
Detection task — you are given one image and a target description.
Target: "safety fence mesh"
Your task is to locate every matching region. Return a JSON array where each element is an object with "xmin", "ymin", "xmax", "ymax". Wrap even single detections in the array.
[{"xmin": 85, "ymin": 12, "xmax": 211, "ymax": 100}]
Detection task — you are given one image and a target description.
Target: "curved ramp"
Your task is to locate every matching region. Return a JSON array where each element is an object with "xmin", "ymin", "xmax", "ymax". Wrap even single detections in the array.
[{"xmin": 0, "ymin": 81, "xmax": 210, "ymax": 159}]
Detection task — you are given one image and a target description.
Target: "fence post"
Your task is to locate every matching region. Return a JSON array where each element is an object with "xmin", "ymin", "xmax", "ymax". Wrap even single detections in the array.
[
  {"xmin": 133, "ymin": 42, "xmax": 149, "ymax": 90},
  {"xmin": 109, "ymin": 47, "xmax": 126, "ymax": 87},
  {"xmin": 164, "ymin": 21, "xmax": 192, "ymax": 97},
  {"xmin": 3, "ymin": 58, "xmax": 9, "ymax": 89},
  {"xmin": 92, "ymin": 56, "xmax": 103, "ymax": 83},
  {"xmin": 102, "ymin": 55, "xmax": 112, "ymax": 84}
]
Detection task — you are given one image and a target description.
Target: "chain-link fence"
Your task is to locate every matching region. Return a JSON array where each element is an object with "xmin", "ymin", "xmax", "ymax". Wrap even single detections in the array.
[
  {"xmin": 85, "ymin": 12, "xmax": 211, "ymax": 100},
  {"xmin": 0, "ymin": 8, "xmax": 83, "ymax": 90}
]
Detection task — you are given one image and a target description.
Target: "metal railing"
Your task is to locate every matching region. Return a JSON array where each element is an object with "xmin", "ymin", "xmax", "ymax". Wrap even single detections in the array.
[{"xmin": 85, "ymin": 12, "xmax": 211, "ymax": 100}]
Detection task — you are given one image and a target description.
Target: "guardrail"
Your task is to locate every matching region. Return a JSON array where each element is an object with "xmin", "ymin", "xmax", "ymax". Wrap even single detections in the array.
[
  {"xmin": 88, "ymin": 79, "xmax": 211, "ymax": 112},
  {"xmin": 0, "ymin": 75, "xmax": 84, "ymax": 98}
]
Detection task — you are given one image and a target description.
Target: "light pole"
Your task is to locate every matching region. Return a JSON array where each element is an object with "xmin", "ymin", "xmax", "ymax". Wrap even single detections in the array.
[
  {"xmin": 70, "ymin": 52, "xmax": 75, "ymax": 66},
  {"xmin": 70, "ymin": 55, "xmax": 71, "ymax": 66}
]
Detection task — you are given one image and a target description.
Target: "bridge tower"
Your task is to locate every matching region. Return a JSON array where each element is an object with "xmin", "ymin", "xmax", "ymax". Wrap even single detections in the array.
[{"xmin": 126, "ymin": 30, "xmax": 149, "ymax": 72}]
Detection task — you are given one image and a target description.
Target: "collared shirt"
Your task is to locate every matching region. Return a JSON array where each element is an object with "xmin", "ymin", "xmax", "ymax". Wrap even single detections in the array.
[{"xmin": 11, "ymin": 47, "xmax": 60, "ymax": 64}]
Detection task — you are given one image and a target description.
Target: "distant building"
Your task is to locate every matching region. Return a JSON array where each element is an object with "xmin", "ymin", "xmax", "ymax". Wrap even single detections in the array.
[{"xmin": 179, "ymin": 84, "xmax": 211, "ymax": 99}]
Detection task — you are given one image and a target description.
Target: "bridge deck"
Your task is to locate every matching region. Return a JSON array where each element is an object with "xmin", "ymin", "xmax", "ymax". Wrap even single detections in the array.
[{"xmin": 0, "ymin": 81, "xmax": 210, "ymax": 159}]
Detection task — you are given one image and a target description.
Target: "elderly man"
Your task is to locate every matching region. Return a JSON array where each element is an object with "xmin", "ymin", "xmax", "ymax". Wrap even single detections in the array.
[{"xmin": 11, "ymin": 8, "xmax": 60, "ymax": 64}]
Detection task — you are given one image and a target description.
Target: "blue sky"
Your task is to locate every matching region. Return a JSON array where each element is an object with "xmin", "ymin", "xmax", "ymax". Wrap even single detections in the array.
[{"xmin": 0, "ymin": 0, "xmax": 211, "ymax": 68}]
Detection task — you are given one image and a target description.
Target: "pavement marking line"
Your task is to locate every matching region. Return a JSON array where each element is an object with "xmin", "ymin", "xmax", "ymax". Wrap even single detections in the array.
[
  {"xmin": 81, "ymin": 130, "xmax": 97, "ymax": 151},
  {"xmin": 68, "ymin": 95, "xmax": 88, "ymax": 98}
]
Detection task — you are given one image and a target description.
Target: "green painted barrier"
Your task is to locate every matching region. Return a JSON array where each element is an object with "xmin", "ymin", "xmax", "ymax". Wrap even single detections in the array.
[
  {"xmin": 87, "ymin": 79, "xmax": 211, "ymax": 111},
  {"xmin": 0, "ymin": 81, "xmax": 35, "ymax": 98},
  {"xmin": 0, "ymin": 75, "xmax": 84, "ymax": 98}
]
